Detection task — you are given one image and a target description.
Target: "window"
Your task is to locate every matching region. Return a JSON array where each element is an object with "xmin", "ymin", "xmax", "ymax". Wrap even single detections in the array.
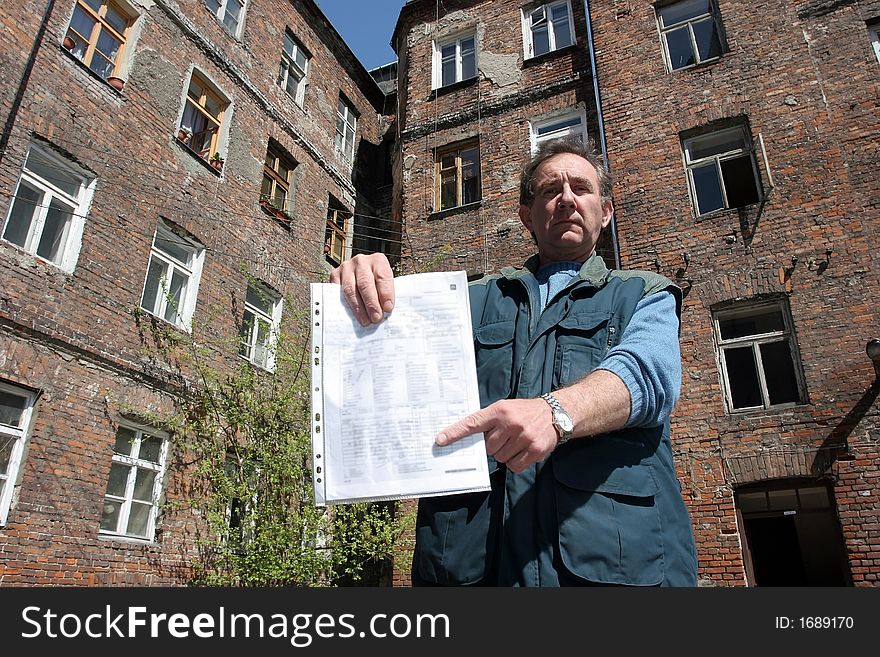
[
  {"xmin": 64, "ymin": 0, "xmax": 135, "ymax": 81},
  {"xmin": 278, "ymin": 32, "xmax": 309, "ymax": 105},
  {"xmin": 260, "ymin": 144, "xmax": 296, "ymax": 218},
  {"xmin": 140, "ymin": 221, "xmax": 205, "ymax": 330},
  {"xmin": 324, "ymin": 200, "xmax": 352, "ymax": 266},
  {"xmin": 683, "ymin": 124, "xmax": 762, "ymax": 216},
  {"xmin": 523, "ymin": 1, "xmax": 574, "ymax": 59},
  {"xmin": 239, "ymin": 281, "xmax": 282, "ymax": 371},
  {"xmin": 178, "ymin": 72, "xmax": 228, "ymax": 163},
  {"xmin": 100, "ymin": 423, "xmax": 168, "ymax": 540},
  {"xmin": 435, "ymin": 141, "xmax": 481, "ymax": 211},
  {"xmin": 433, "ymin": 32, "xmax": 477, "ymax": 88},
  {"xmin": 2, "ymin": 143, "xmax": 95, "ymax": 272},
  {"xmin": 869, "ymin": 21, "xmax": 880, "ymax": 64},
  {"xmin": 0, "ymin": 382, "xmax": 36, "ymax": 526},
  {"xmin": 205, "ymin": 0, "xmax": 246, "ymax": 37},
  {"xmin": 713, "ymin": 300, "xmax": 804, "ymax": 412},
  {"xmin": 530, "ymin": 110, "xmax": 587, "ymax": 154},
  {"xmin": 335, "ymin": 96, "xmax": 357, "ymax": 163},
  {"xmin": 657, "ymin": 0, "xmax": 725, "ymax": 71}
]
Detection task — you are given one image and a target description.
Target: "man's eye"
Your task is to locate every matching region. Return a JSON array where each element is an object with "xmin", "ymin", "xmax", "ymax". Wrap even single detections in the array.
[
  {"xmin": 572, "ymin": 186, "xmax": 592, "ymax": 195},
  {"xmin": 541, "ymin": 187, "xmax": 560, "ymax": 198}
]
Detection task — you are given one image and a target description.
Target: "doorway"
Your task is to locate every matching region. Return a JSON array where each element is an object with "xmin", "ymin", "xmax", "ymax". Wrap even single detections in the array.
[{"xmin": 736, "ymin": 480, "xmax": 851, "ymax": 586}]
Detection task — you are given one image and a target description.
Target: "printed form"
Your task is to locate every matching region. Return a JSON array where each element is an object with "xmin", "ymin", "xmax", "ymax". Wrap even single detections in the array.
[{"xmin": 311, "ymin": 271, "xmax": 490, "ymax": 506}]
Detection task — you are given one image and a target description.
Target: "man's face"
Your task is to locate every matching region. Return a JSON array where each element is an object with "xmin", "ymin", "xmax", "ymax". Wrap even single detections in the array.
[{"xmin": 518, "ymin": 152, "xmax": 613, "ymax": 265}]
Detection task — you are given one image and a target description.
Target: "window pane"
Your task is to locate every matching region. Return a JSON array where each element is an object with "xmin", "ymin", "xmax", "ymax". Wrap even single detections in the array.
[
  {"xmin": 89, "ymin": 51, "xmax": 114, "ymax": 79},
  {"xmin": 164, "ymin": 268, "xmax": 188, "ymax": 324},
  {"xmin": 692, "ymin": 17, "xmax": 722, "ymax": 61},
  {"xmin": 95, "ymin": 30, "xmax": 122, "ymax": 64},
  {"xmin": 154, "ymin": 231, "xmax": 192, "ymax": 267},
  {"xmin": 760, "ymin": 341, "xmax": 799, "ymax": 405},
  {"xmin": 664, "ymin": 26, "xmax": 695, "ymax": 69},
  {"xmin": 70, "ymin": 6, "xmax": 96, "ymax": 43},
  {"xmin": 799, "ymin": 486, "xmax": 829, "ymax": 509},
  {"xmin": 26, "ymin": 150, "xmax": 82, "ymax": 198},
  {"xmin": 718, "ymin": 307, "xmax": 784, "ymax": 340},
  {"xmin": 100, "ymin": 498, "xmax": 121, "ymax": 531},
  {"xmin": 126, "ymin": 501, "xmax": 151, "ymax": 537},
  {"xmin": 104, "ymin": 4, "xmax": 129, "ymax": 34},
  {"xmin": 658, "ymin": 0, "xmax": 710, "ymax": 27},
  {"xmin": 724, "ymin": 345, "xmax": 762, "ymax": 409},
  {"xmin": 239, "ymin": 309, "xmax": 255, "ymax": 358},
  {"xmin": 0, "ymin": 391, "xmax": 27, "ymax": 428},
  {"xmin": 105, "ymin": 462, "xmax": 130, "ymax": 497},
  {"xmin": 246, "ymin": 286, "xmax": 273, "ymax": 316},
  {"xmin": 0, "ymin": 435, "xmax": 14, "ymax": 472},
  {"xmin": 139, "ymin": 435, "xmax": 163, "ymax": 464},
  {"xmin": 113, "ymin": 426, "xmax": 136, "ymax": 455},
  {"xmin": 441, "ymin": 52, "xmax": 456, "ymax": 86},
  {"xmin": 720, "ymin": 155, "xmax": 761, "ymax": 208},
  {"xmin": 35, "ymin": 198, "xmax": 72, "ymax": 263},
  {"xmin": 768, "ymin": 489, "xmax": 797, "ymax": 511},
  {"xmin": 688, "ymin": 129, "xmax": 746, "ymax": 160},
  {"xmin": 3, "ymin": 183, "xmax": 41, "ymax": 247},
  {"xmin": 440, "ymin": 170, "xmax": 456, "ymax": 209},
  {"xmin": 133, "ymin": 467, "xmax": 156, "ymax": 502},
  {"xmin": 141, "ymin": 257, "xmax": 166, "ymax": 313},
  {"xmin": 737, "ymin": 491, "xmax": 767, "ymax": 512},
  {"xmin": 550, "ymin": 5, "xmax": 573, "ymax": 48},
  {"xmin": 532, "ymin": 24, "xmax": 550, "ymax": 56},
  {"xmin": 691, "ymin": 162, "xmax": 724, "ymax": 214}
]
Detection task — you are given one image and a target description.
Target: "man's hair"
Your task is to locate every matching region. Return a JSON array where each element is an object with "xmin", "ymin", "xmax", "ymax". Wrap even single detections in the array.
[{"xmin": 518, "ymin": 136, "xmax": 613, "ymax": 206}]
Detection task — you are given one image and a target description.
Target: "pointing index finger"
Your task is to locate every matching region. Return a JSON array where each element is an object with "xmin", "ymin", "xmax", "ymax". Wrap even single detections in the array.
[{"xmin": 435, "ymin": 409, "xmax": 490, "ymax": 446}]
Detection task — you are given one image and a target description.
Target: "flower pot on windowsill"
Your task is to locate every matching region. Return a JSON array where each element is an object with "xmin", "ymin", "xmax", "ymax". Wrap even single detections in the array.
[
  {"xmin": 210, "ymin": 157, "xmax": 225, "ymax": 172},
  {"xmin": 106, "ymin": 76, "xmax": 125, "ymax": 91},
  {"xmin": 63, "ymin": 35, "xmax": 75, "ymax": 51},
  {"xmin": 177, "ymin": 128, "xmax": 191, "ymax": 143}
]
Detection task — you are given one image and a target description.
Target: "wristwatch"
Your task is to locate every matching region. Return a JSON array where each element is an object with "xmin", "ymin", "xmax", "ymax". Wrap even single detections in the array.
[{"xmin": 540, "ymin": 393, "xmax": 574, "ymax": 445}]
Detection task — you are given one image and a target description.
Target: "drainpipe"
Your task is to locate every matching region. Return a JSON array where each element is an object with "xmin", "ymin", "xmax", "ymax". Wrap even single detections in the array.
[
  {"xmin": 0, "ymin": 0, "xmax": 57, "ymax": 165},
  {"xmin": 583, "ymin": 0, "xmax": 620, "ymax": 270}
]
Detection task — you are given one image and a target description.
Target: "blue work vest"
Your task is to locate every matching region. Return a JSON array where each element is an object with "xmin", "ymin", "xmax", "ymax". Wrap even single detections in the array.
[{"xmin": 411, "ymin": 255, "xmax": 698, "ymax": 587}]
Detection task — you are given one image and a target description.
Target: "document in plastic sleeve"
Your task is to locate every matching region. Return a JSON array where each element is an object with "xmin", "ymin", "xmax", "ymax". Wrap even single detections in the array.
[{"xmin": 310, "ymin": 270, "xmax": 490, "ymax": 506}]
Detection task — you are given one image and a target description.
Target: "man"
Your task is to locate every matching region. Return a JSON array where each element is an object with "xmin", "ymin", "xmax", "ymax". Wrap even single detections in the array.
[{"xmin": 330, "ymin": 137, "xmax": 698, "ymax": 586}]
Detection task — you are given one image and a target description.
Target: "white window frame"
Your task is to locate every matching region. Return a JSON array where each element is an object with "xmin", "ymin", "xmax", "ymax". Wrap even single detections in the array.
[
  {"xmin": 205, "ymin": 0, "xmax": 247, "ymax": 38},
  {"xmin": 0, "ymin": 382, "xmax": 36, "ymax": 527},
  {"xmin": 432, "ymin": 32, "xmax": 477, "ymax": 89},
  {"xmin": 529, "ymin": 109, "xmax": 587, "ymax": 154},
  {"xmin": 239, "ymin": 281, "xmax": 282, "ymax": 372},
  {"xmin": 335, "ymin": 96, "xmax": 357, "ymax": 163},
  {"xmin": 2, "ymin": 144, "xmax": 95, "ymax": 272},
  {"xmin": 869, "ymin": 21, "xmax": 880, "ymax": 64},
  {"xmin": 100, "ymin": 422, "xmax": 169, "ymax": 541},
  {"xmin": 140, "ymin": 221, "xmax": 205, "ymax": 331},
  {"xmin": 279, "ymin": 31, "xmax": 309, "ymax": 105},
  {"xmin": 656, "ymin": 0, "xmax": 724, "ymax": 72},
  {"xmin": 713, "ymin": 299, "xmax": 805, "ymax": 413},
  {"xmin": 522, "ymin": 0, "xmax": 575, "ymax": 60},
  {"xmin": 683, "ymin": 124, "xmax": 763, "ymax": 216}
]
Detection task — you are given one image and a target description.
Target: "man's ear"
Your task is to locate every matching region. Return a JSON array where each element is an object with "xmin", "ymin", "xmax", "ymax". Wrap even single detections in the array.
[
  {"xmin": 601, "ymin": 199, "xmax": 614, "ymax": 229},
  {"xmin": 518, "ymin": 204, "xmax": 532, "ymax": 232}
]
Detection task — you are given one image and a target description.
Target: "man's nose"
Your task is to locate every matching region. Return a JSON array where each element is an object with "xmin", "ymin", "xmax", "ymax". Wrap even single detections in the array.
[{"xmin": 557, "ymin": 182, "xmax": 576, "ymax": 208}]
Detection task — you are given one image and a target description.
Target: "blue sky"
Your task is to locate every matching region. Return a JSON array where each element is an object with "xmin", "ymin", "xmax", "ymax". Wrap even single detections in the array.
[{"xmin": 315, "ymin": 0, "xmax": 405, "ymax": 71}]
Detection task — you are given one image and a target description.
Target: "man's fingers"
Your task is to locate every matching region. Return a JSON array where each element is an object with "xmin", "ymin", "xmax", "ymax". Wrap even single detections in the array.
[
  {"xmin": 435, "ymin": 410, "xmax": 491, "ymax": 446},
  {"xmin": 330, "ymin": 254, "xmax": 394, "ymax": 326}
]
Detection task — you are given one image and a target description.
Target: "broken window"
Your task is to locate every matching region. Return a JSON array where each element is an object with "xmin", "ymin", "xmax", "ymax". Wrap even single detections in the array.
[
  {"xmin": 713, "ymin": 299, "xmax": 804, "ymax": 412},
  {"xmin": 523, "ymin": 1, "xmax": 574, "ymax": 59},
  {"xmin": 683, "ymin": 123, "xmax": 763, "ymax": 216},
  {"xmin": 656, "ymin": 0, "xmax": 725, "ymax": 71}
]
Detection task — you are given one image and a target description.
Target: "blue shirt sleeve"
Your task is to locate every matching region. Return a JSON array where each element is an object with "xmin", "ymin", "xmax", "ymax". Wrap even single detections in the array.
[{"xmin": 595, "ymin": 290, "xmax": 682, "ymax": 428}]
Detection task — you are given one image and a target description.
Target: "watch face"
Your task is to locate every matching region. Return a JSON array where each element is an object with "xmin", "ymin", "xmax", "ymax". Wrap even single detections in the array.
[{"xmin": 556, "ymin": 410, "xmax": 574, "ymax": 433}]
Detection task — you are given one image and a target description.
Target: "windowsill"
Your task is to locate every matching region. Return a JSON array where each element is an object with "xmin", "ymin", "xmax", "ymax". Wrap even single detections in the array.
[
  {"xmin": 238, "ymin": 354, "xmax": 275, "ymax": 373},
  {"xmin": 98, "ymin": 532, "xmax": 159, "ymax": 547},
  {"xmin": 429, "ymin": 76, "xmax": 478, "ymax": 99},
  {"xmin": 0, "ymin": 239, "xmax": 73, "ymax": 275},
  {"xmin": 60, "ymin": 44, "xmax": 125, "ymax": 95},
  {"xmin": 259, "ymin": 200, "xmax": 293, "ymax": 229},
  {"xmin": 669, "ymin": 54, "xmax": 724, "ymax": 74},
  {"xmin": 522, "ymin": 43, "xmax": 579, "ymax": 68},
  {"xmin": 138, "ymin": 306, "xmax": 192, "ymax": 335},
  {"xmin": 428, "ymin": 200, "xmax": 483, "ymax": 221},
  {"xmin": 695, "ymin": 200, "xmax": 763, "ymax": 221},
  {"xmin": 174, "ymin": 136, "xmax": 223, "ymax": 176},
  {"xmin": 726, "ymin": 401, "xmax": 804, "ymax": 417}
]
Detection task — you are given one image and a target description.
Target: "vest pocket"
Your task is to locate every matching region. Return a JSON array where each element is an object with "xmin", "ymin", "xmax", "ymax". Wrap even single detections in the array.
[
  {"xmin": 553, "ymin": 313, "xmax": 610, "ymax": 387},
  {"xmin": 551, "ymin": 438, "xmax": 665, "ymax": 585},
  {"xmin": 474, "ymin": 320, "xmax": 515, "ymax": 405}
]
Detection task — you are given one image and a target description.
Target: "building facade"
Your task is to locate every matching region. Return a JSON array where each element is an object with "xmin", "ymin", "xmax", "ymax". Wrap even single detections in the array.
[
  {"xmin": 0, "ymin": 0, "xmax": 391, "ymax": 585},
  {"xmin": 391, "ymin": 0, "xmax": 879, "ymax": 586}
]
